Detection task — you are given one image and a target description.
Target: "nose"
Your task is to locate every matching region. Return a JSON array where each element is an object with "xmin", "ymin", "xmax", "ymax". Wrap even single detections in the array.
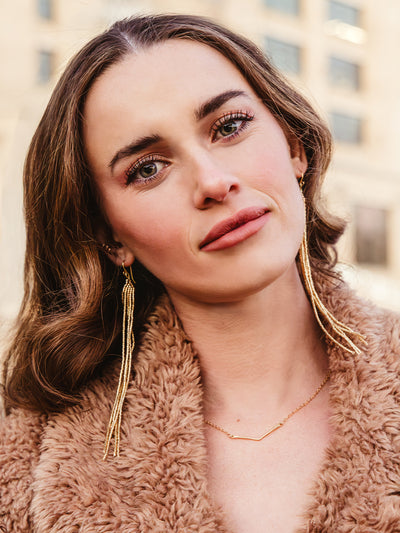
[{"xmin": 191, "ymin": 152, "xmax": 240, "ymax": 209}]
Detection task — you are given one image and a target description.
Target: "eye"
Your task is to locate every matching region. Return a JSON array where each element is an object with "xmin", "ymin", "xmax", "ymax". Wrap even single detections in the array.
[
  {"xmin": 219, "ymin": 120, "xmax": 242, "ymax": 137},
  {"xmin": 211, "ymin": 111, "xmax": 254, "ymax": 142},
  {"xmin": 125, "ymin": 156, "xmax": 169, "ymax": 185}
]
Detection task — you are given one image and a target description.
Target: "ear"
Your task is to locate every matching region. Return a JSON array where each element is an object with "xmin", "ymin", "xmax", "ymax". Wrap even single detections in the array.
[
  {"xmin": 96, "ymin": 222, "xmax": 135, "ymax": 268},
  {"xmin": 105, "ymin": 244, "xmax": 135, "ymax": 268},
  {"xmin": 288, "ymin": 136, "xmax": 308, "ymax": 178}
]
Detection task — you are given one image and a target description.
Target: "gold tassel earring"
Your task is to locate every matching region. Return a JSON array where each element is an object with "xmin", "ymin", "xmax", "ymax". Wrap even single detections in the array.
[
  {"xmin": 298, "ymin": 174, "xmax": 366, "ymax": 355},
  {"xmin": 103, "ymin": 262, "xmax": 135, "ymax": 459}
]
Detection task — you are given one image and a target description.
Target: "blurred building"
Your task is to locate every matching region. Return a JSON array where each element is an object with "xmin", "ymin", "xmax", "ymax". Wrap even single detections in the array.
[{"xmin": 1, "ymin": 0, "xmax": 400, "ymax": 326}]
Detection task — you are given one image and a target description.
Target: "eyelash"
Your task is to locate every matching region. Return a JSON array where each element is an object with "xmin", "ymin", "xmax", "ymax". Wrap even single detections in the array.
[
  {"xmin": 210, "ymin": 110, "xmax": 255, "ymax": 142},
  {"xmin": 125, "ymin": 154, "xmax": 170, "ymax": 186},
  {"xmin": 124, "ymin": 109, "xmax": 255, "ymax": 185}
]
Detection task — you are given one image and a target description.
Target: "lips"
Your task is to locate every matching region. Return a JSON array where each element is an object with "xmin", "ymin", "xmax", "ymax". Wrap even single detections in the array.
[{"xmin": 199, "ymin": 206, "xmax": 270, "ymax": 251}]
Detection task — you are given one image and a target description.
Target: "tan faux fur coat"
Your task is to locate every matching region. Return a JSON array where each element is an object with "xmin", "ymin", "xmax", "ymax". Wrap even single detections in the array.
[{"xmin": 1, "ymin": 283, "xmax": 400, "ymax": 532}]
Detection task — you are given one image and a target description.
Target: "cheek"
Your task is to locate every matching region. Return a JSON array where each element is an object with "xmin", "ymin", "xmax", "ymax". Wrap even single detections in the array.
[
  {"xmin": 238, "ymin": 139, "xmax": 296, "ymax": 187},
  {"xmin": 104, "ymin": 192, "xmax": 186, "ymax": 255}
]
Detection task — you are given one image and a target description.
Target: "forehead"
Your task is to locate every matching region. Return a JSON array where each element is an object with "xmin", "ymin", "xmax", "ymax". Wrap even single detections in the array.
[{"xmin": 84, "ymin": 39, "xmax": 252, "ymax": 123}]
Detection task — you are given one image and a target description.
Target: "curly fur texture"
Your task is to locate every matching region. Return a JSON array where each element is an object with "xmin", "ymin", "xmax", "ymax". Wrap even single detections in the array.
[{"xmin": 1, "ymin": 284, "xmax": 400, "ymax": 532}]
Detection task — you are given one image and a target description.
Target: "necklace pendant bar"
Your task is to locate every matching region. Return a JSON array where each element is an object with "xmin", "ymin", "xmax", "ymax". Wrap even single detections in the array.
[
  {"xmin": 229, "ymin": 422, "xmax": 284, "ymax": 441},
  {"xmin": 258, "ymin": 422, "xmax": 284, "ymax": 440},
  {"xmin": 204, "ymin": 372, "xmax": 330, "ymax": 441}
]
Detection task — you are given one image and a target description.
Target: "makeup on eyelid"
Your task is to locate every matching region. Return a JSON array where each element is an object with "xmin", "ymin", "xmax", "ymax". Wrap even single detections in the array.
[
  {"xmin": 125, "ymin": 155, "xmax": 170, "ymax": 185},
  {"xmin": 210, "ymin": 110, "xmax": 254, "ymax": 142}
]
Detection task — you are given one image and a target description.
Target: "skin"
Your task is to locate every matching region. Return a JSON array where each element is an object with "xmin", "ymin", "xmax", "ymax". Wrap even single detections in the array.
[{"xmin": 84, "ymin": 40, "xmax": 331, "ymax": 533}]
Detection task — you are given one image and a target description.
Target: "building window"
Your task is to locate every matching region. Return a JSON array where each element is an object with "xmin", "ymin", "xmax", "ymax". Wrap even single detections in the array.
[
  {"xmin": 37, "ymin": 0, "xmax": 52, "ymax": 19},
  {"xmin": 38, "ymin": 50, "xmax": 52, "ymax": 83},
  {"xmin": 263, "ymin": 0, "xmax": 299, "ymax": 15},
  {"xmin": 264, "ymin": 37, "xmax": 301, "ymax": 74},
  {"xmin": 330, "ymin": 112, "xmax": 362, "ymax": 143},
  {"xmin": 354, "ymin": 206, "xmax": 388, "ymax": 266},
  {"xmin": 328, "ymin": 1, "xmax": 360, "ymax": 27},
  {"xmin": 329, "ymin": 56, "xmax": 360, "ymax": 90}
]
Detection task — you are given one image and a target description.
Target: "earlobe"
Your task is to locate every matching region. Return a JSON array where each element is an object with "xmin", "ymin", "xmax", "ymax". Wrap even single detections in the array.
[
  {"xmin": 110, "ymin": 230, "xmax": 135, "ymax": 267},
  {"xmin": 113, "ymin": 247, "xmax": 135, "ymax": 268}
]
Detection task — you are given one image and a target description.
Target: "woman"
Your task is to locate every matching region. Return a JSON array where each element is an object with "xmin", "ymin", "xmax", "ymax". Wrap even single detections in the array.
[{"xmin": 1, "ymin": 13, "xmax": 399, "ymax": 533}]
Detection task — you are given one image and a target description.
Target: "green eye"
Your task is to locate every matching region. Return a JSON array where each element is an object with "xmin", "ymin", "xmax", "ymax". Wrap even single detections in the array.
[
  {"xmin": 139, "ymin": 162, "xmax": 158, "ymax": 178},
  {"xmin": 125, "ymin": 158, "xmax": 169, "ymax": 185},
  {"xmin": 220, "ymin": 121, "xmax": 239, "ymax": 136},
  {"xmin": 211, "ymin": 112, "xmax": 254, "ymax": 142}
]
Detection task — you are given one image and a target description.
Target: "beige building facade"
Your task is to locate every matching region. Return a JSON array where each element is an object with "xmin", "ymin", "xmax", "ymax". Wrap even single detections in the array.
[{"xmin": 1, "ymin": 0, "xmax": 400, "ymax": 325}]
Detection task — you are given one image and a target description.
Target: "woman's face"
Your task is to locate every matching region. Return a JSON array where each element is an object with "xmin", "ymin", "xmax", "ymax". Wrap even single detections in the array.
[{"xmin": 83, "ymin": 39, "xmax": 307, "ymax": 304}]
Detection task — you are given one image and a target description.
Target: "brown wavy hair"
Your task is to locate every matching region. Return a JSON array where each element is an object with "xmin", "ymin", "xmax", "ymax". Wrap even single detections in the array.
[{"xmin": 2, "ymin": 13, "xmax": 345, "ymax": 414}]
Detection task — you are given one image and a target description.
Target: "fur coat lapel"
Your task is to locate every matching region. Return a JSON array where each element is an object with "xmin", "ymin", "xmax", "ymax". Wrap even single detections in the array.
[
  {"xmin": 31, "ymin": 297, "xmax": 226, "ymax": 532},
  {"xmin": 299, "ymin": 287, "xmax": 400, "ymax": 532},
  {"xmin": 4, "ymin": 284, "xmax": 400, "ymax": 532}
]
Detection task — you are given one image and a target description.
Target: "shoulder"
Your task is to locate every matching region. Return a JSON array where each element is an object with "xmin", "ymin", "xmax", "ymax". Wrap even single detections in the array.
[
  {"xmin": 351, "ymin": 292, "xmax": 400, "ymax": 365},
  {"xmin": 0, "ymin": 369, "xmax": 116, "ymax": 531},
  {"xmin": 324, "ymin": 279, "xmax": 400, "ymax": 359},
  {"xmin": 0, "ymin": 364, "xmax": 122, "ymax": 531},
  {"xmin": 323, "ymin": 281, "xmax": 400, "ymax": 407},
  {"xmin": 0, "ymin": 408, "xmax": 46, "ymax": 531}
]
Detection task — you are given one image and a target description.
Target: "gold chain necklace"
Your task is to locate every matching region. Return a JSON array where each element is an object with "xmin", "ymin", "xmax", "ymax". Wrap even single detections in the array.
[{"xmin": 204, "ymin": 371, "xmax": 330, "ymax": 442}]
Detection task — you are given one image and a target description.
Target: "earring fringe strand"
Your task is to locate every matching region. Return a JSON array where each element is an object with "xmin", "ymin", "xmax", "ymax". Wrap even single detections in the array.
[
  {"xmin": 103, "ymin": 264, "xmax": 135, "ymax": 459},
  {"xmin": 299, "ymin": 179, "xmax": 366, "ymax": 354}
]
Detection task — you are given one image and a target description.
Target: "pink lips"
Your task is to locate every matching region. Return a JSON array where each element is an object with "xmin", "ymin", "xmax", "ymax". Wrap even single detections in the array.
[{"xmin": 199, "ymin": 206, "xmax": 270, "ymax": 252}]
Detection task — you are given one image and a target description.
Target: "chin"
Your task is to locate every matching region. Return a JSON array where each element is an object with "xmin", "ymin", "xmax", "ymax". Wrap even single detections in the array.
[{"xmin": 169, "ymin": 264, "xmax": 299, "ymax": 306}]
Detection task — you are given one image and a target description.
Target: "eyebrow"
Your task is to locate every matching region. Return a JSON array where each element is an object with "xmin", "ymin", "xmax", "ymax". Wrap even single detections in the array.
[
  {"xmin": 108, "ymin": 89, "xmax": 248, "ymax": 173},
  {"xmin": 195, "ymin": 89, "xmax": 248, "ymax": 121},
  {"xmin": 109, "ymin": 134, "xmax": 161, "ymax": 173}
]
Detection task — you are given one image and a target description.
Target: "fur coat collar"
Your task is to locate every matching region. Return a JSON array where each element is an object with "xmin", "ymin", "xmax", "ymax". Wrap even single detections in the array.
[{"xmin": 1, "ymin": 283, "xmax": 400, "ymax": 532}]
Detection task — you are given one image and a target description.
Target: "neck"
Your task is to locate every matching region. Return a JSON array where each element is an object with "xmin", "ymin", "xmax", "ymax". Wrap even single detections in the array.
[{"xmin": 167, "ymin": 266, "xmax": 328, "ymax": 423}]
